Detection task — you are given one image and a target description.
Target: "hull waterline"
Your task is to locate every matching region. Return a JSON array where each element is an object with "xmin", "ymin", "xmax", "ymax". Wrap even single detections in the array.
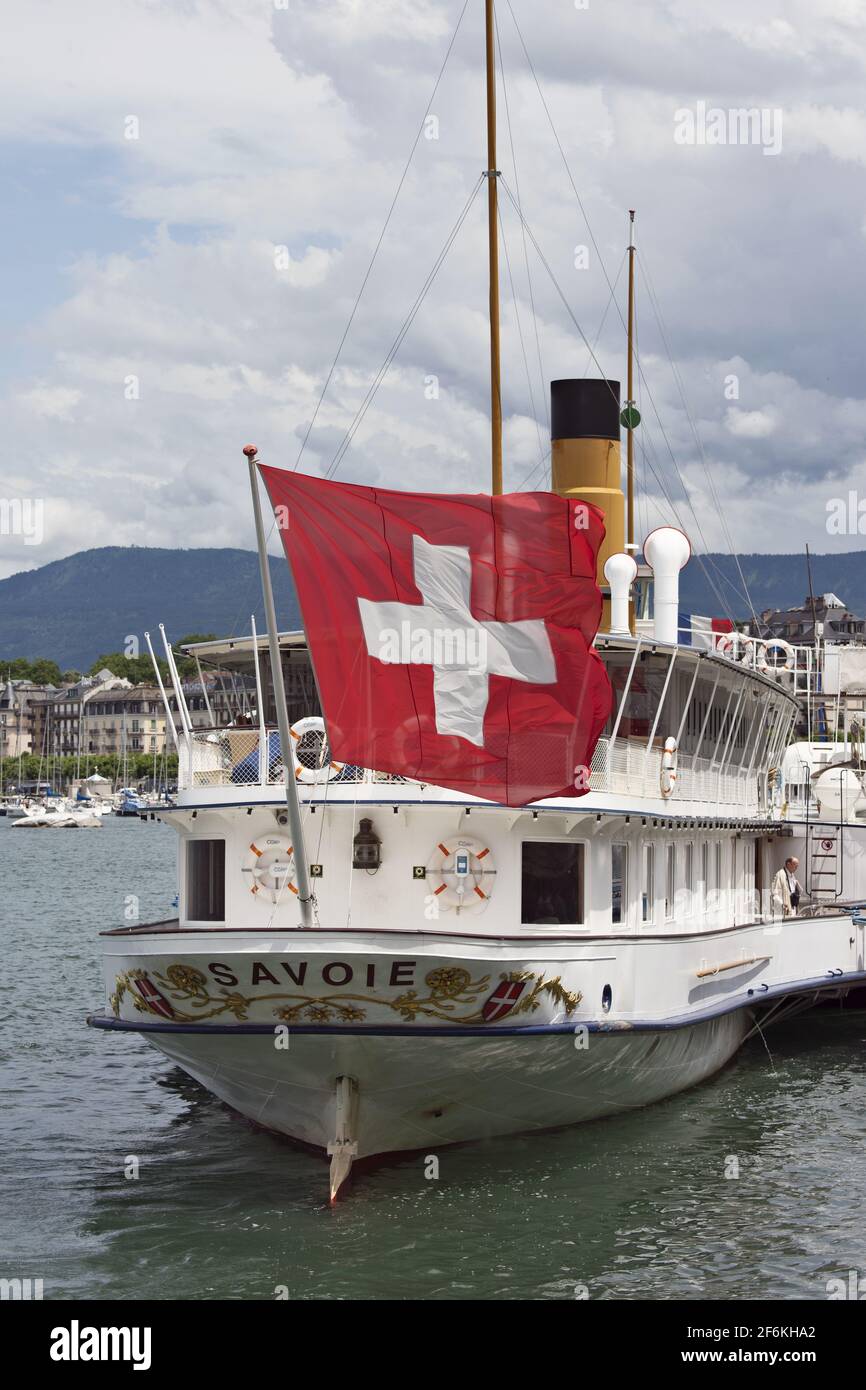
[{"xmin": 134, "ymin": 1012, "xmax": 751, "ymax": 1161}]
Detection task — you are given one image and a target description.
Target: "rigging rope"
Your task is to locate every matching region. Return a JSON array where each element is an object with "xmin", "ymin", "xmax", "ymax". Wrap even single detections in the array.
[
  {"xmin": 325, "ymin": 177, "xmax": 484, "ymax": 477},
  {"xmin": 504, "ymin": 0, "xmax": 758, "ymax": 624},
  {"xmin": 494, "ymin": 7, "xmax": 549, "ymax": 440},
  {"xmin": 637, "ymin": 249, "xmax": 766, "ymax": 634},
  {"xmin": 294, "ymin": 0, "xmax": 471, "ymax": 473},
  {"xmin": 497, "ymin": 198, "xmax": 548, "ymax": 479},
  {"xmin": 500, "ymin": 178, "xmax": 736, "ymax": 619}
]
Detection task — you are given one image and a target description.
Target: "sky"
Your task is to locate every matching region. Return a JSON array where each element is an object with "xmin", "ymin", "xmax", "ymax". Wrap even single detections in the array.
[{"xmin": 1, "ymin": 0, "xmax": 865, "ymax": 583}]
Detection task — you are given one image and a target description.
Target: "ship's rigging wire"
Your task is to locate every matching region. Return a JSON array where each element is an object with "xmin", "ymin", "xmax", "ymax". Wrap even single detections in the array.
[
  {"xmin": 494, "ymin": 6, "xmax": 549, "ymax": 445},
  {"xmin": 503, "ymin": 0, "xmax": 759, "ymax": 625},
  {"xmin": 219, "ymin": 2, "xmax": 473, "ymax": 644},
  {"xmin": 498, "ymin": 176, "xmax": 736, "ymax": 620},
  {"xmin": 268, "ymin": 0, "xmax": 753, "ymax": 635},
  {"xmin": 513, "ymin": 252, "xmax": 627, "ymax": 494},
  {"xmin": 581, "ymin": 250, "xmax": 627, "ymax": 379},
  {"xmin": 637, "ymin": 250, "xmax": 767, "ymax": 636},
  {"xmin": 496, "ymin": 156, "xmax": 737, "ymax": 620},
  {"xmin": 633, "ymin": 294, "xmax": 651, "ymax": 545},
  {"xmin": 325, "ymin": 176, "xmax": 484, "ymax": 478},
  {"xmin": 497, "ymin": 198, "xmax": 548, "ymax": 479},
  {"xmin": 294, "ymin": 0, "xmax": 471, "ymax": 475}
]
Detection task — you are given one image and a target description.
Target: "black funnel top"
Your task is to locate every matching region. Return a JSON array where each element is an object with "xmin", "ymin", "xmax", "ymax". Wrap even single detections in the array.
[{"xmin": 551, "ymin": 379, "xmax": 621, "ymax": 441}]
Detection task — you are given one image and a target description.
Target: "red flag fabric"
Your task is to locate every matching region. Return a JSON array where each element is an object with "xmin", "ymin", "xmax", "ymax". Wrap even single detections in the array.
[{"xmin": 260, "ymin": 468, "xmax": 612, "ymax": 807}]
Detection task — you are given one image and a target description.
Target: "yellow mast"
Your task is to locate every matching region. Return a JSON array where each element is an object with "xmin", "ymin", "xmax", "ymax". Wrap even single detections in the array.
[
  {"xmin": 626, "ymin": 208, "xmax": 636, "ymax": 631},
  {"xmin": 485, "ymin": 0, "xmax": 503, "ymax": 494},
  {"xmin": 626, "ymin": 210, "xmax": 635, "ymax": 557}
]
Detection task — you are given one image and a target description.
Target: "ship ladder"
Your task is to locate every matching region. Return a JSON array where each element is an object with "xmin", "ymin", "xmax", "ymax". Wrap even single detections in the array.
[{"xmin": 809, "ymin": 828, "xmax": 842, "ymax": 902}]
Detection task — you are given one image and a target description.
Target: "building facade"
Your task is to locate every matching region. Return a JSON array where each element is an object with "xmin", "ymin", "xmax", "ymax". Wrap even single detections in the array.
[{"xmin": 751, "ymin": 593, "xmax": 866, "ymax": 645}]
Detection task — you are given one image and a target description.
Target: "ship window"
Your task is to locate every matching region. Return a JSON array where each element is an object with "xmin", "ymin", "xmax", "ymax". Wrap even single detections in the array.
[
  {"xmin": 521, "ymin": 841, "xmax": 584, "ymax": 925},
  {"xmin": 611, "ymin": 843, "xmax": 627, "ymax": 925},
  {"xmin": 665, "ymin": 844, "xmax": 676, "ymax": 919},
  {"xmin": 186, "ymin": 839, "xmax": 225, "ymax": 922},
  {"xmin": 642, "ymin": 845, "xmax": 654, "ymax": 923}
]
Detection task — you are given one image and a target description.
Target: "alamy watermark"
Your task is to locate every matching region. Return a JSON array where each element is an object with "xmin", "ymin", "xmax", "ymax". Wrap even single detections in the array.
[
  {"xmin": 674, "ymin": 101, "xmax": 783, "ymax": 157},
  {"xmin": 0, "ymin": 497, "xmax": 43, "ymax": 545},
  {"xmin": 378, "ymin": 622, "xmax": 488, "ymax": 672},
  {"xmin": 827, "ymin": 491, "xmax": 866, "ymax": 535},
  {"xmin": 0, "ymin": 1276, "xmax": 43, "ymax": 1299}
]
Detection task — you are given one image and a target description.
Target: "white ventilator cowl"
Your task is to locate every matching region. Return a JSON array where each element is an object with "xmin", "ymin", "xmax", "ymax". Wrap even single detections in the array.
[
  {"xmin": 643, "ymin": 527, "xmax": 691, "ymax": 644},
  {"xmin": 603, "ymin": 553, "xmax": 638, "ymax": 636}
]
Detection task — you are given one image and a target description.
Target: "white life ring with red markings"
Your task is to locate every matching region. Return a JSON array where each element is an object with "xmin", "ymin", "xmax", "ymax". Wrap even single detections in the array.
[
  {"xmin": 290, "ymin": 716, "xmax": 345, "ymax": 784},
  {"xmin": 660, "ymin": 736, "xmax": 678, "ymax": 798},
  {"xmin": 427, "ymin": 837, "xmax": 496, "ymax": 914},
  {"xmin": 757, "ymin": 638, "xmax": 794, "ymax": 675},
  {"xmin": 716, "ymin": 632, "xmax": 754, "ymax": 664},
  {"xmin": 243, "ymin": 834, "xmax": 297, "ymax": 902}
]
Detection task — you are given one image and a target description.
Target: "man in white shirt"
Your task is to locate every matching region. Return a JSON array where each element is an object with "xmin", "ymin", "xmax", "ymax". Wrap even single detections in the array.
[{"xmin": 772, "ymin": 856, "xmax": 802, "ymax": 917}]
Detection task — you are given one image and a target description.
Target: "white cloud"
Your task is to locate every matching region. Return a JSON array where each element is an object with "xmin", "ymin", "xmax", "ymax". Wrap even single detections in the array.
[
  {"xmin": 725, "ymin": 407, "xmax": 776, "ymax": 439},
  {"xmin": 1, "ymin": 0, "xmax": 866, "ymax": 587},
  {"xmin": 18, "ymin": 386, "xmax": 82, "ymax": 421}
]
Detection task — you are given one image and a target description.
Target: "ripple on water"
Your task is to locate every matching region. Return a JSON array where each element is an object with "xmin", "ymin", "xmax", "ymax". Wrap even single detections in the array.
[{"xmin": 1, "ymin": 818, "xmax": 864, "ymax": 1299}]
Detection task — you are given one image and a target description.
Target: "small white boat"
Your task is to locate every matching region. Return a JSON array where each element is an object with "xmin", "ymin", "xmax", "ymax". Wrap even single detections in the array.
[{"xmin": 12, "ymin": 799, "xmax": 102, "ymax": 828}]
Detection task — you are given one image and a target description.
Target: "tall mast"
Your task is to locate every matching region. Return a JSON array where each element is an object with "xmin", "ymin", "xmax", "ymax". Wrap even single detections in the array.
[
  {"xmin": 485, "ymin": 0, "xmax": 502, "ymax": 494},
  {"xmin": 626, "ymin": 209, "xmax": 636, "ymax": 632},
  {"xmin": 626, "ymin": 209, "xmax": 636, "ymax": 556}
]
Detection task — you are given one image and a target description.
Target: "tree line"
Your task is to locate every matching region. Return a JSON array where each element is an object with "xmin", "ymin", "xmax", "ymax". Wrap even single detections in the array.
[{"xmin": 1, "ymin": 635, "xmax": 218, "ymax": 689}]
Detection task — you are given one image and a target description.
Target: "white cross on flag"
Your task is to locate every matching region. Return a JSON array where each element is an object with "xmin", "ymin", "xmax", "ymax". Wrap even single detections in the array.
[{"xmin": 260, "ymin": 468, "xmax": 612, "ymax": 807}]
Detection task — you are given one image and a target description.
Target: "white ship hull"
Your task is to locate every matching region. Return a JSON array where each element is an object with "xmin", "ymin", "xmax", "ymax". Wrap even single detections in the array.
[
  {"xmin": 143, "ymin": 1013, "xmax": 749, "ymax": 1158},
  {"xmin": 94, "ymin": 909, "xmax": 864, "ymax": 1164}
]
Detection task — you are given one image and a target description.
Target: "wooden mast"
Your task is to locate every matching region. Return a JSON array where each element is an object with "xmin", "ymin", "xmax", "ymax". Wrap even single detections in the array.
[
  {"xmin": 626, "ymin": 209, "xmax": 635, "ymax": 554},
  {"xmin": 485, "ymin": 0, "xmax": 503, "ymax": 494},
  {"xmin": 626, "ymin": 208, "xmax": 636, "ymax": 631}
]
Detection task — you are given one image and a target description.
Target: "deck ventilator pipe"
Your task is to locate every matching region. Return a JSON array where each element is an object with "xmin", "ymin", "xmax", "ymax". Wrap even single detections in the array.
[
  {"xmin": 644, "ymin": 527, "xmax": 691, "ymax": 644},
  {"xmin": 603, "ymin": 553, "xmax": 637, "ymax": 636}
]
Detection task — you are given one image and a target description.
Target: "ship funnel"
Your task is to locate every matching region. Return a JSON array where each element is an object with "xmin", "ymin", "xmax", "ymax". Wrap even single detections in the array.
[
  {"xmin": 550, "ymin": 379, "xmax": 624, "ymax": 588},
  {"xmin": 603, "ymin": 553, "xmax": 637, "ymax": 636},
  {"xmin": 643, "ymin": 527, "xmax": 691, "ymax": 644}
]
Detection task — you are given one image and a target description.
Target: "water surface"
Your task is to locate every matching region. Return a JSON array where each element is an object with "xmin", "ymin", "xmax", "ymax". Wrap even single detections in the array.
[{"xmin": 1, "ymin": 817, "xmax": 863, "ymax": 1300}]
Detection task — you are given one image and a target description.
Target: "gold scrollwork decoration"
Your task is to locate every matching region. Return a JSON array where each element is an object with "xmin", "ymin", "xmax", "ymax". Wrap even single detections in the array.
[{"xmin": 110, "ymin": 963, "xmax": 579, "ymax": 1026}]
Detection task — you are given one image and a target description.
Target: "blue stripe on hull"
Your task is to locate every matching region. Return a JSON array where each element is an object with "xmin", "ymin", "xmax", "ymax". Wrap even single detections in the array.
[{"xmin": 87, "ymin": 967, "xmax": 866, "ymax": 1038}]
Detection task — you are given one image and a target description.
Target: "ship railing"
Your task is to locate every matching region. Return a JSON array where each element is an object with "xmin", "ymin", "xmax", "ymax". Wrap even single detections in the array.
[
  {"xmin": 179, "ymin": 728, "xmax": 409, "ymax": 790},
  {"xmin": 589, "ymin": 737, "xmax": 760, "ymax": 810},
  {"xmin": 180, "ymin": 726, "xmax": 758, "ymax": 808},
  {"xmin": 677, "ymin": 626, "xmax": 814, "ymax": 695}
]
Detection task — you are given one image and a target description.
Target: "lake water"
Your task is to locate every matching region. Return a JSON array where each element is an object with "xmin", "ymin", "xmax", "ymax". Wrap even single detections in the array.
[{"xmin": 1, "ymin": 815, "xmax": 864, "ymax": 1301}]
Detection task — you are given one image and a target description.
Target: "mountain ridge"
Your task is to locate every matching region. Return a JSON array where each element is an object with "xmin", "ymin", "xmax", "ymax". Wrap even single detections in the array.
[
  {"xmin": 0, "ymin": 546, "xmax": 300, "ymax": 670},
  {"xmin": 2, "ymin": 544, "xmax": 866, "ymax": 670}
]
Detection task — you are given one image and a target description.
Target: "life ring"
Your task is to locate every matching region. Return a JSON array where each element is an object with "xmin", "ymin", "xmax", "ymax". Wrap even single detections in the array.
[
  {"xmin": 757, "ymin": 639, "xmax": 794, "ymax": 675},
  {"xmin": 290, "ymin": 716, "xmax": 345, "ymax": 784},
  {"xmin": 427, "ymin": 837, "xmax": 496, "ymax": 913},
  {"xmin": 242, "ymin": 834, "xmax": 297, "ymax": 901},
  {"xmin": 715, "ymin": 632, "xmax": 752, "ymax": 663},
  {"xmin": 660, "ymin": 736, "xmax": 678, "ymax": 798}
]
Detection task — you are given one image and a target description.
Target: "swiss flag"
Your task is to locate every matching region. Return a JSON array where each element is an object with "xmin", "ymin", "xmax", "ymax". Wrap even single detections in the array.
[{"xmin": 260, "ymin": 468, "xmax": 612, "ymax": 807}]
